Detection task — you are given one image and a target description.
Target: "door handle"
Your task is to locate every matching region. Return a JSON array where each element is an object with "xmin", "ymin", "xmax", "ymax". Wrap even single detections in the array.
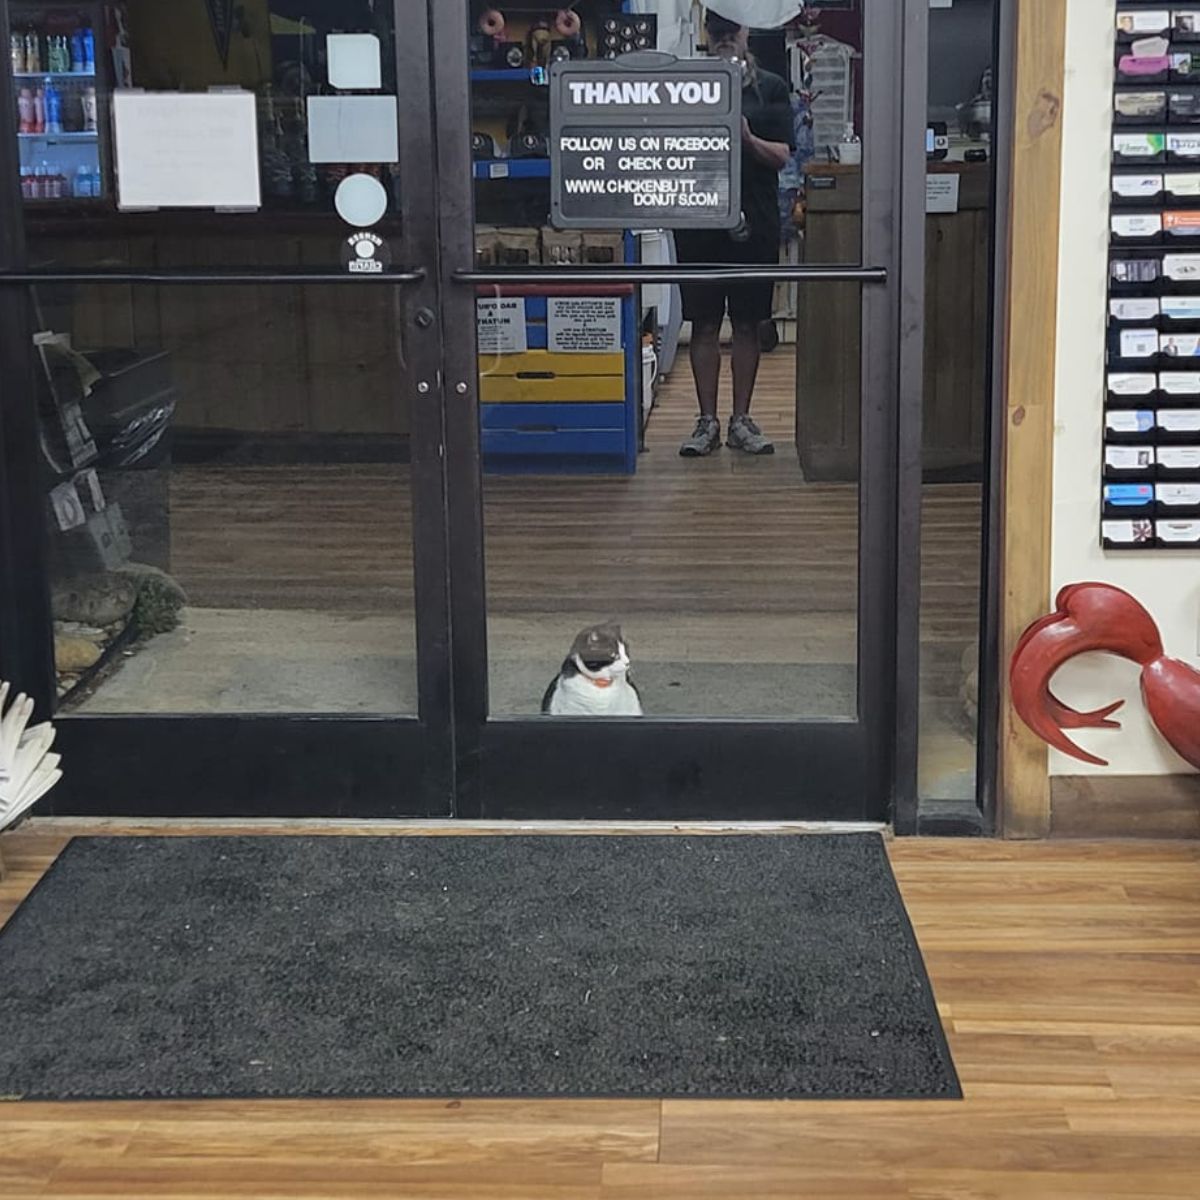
[
  {"xmin": 454, "ymin": 265, "xmax": 887, "ymax": 285},
  {"xmin": 0, "ymin": 267, "xmax": 427, "ymax": 285}
]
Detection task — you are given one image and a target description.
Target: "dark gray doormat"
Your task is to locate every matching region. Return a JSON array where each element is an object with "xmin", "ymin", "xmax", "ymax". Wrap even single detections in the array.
[{"xmin": 0, "ymin": 834, "xmax": 959, "ymax": 1101}]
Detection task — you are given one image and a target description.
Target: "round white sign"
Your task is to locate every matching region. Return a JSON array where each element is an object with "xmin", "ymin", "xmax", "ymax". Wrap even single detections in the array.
[{"xmin": 334, "ymin": 173, "xmax": 388, "ymax": 228}]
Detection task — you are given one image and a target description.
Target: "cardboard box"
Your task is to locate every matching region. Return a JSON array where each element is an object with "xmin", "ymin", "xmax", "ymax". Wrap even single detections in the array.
[
  {"xmin": 474, "ymin": 225, "xmax": 499, "ymax": 267},
  {"xmin": 495, "ymin": 227, "xmax": 540, "ymax": 265},
  {"xmin": 541, "ymin": 226, "xmax": 583, "ymax": 265},
  {"xmin": 581, "ymin": 230, "xmax": 624, "ymax": 265}
]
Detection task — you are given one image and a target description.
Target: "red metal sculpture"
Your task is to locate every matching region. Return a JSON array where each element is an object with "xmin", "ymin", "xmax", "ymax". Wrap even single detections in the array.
[{"xmin": 1010, "ymin": 582, "xmax": 1200, "ymax": 769}]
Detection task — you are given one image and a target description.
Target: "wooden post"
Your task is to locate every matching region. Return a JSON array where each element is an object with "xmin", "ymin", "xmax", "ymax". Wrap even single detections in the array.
[{"xmin": 998, "ymin": 0, "xmax": 1069, "ymax": 838}]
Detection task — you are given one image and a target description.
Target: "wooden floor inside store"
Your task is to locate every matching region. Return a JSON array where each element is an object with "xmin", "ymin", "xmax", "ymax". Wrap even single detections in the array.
[{"xmin": 2, "ymin": 827, "xmax": 1197, "ymax": 1198}]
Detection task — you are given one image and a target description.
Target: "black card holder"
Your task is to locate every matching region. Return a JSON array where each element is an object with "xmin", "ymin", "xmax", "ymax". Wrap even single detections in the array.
[
  {"xmin": 1166, "ymin": 129, "xmax": 1200, "ymax": 161},
  {"xmin": 1156, "ymin": 481, "xmax": 1200, "ymax": 514},
  {"xmin": 1114, "ymin": 132, "xmax": 1167, "ymax": 163},
  {"xmin": 1158, "ymin": 330, "xmax": 1200, "ymax": 360},
  {"xmin": 1116, "ymin": 12, "xmax": 1171, "ymax": 43},
  {"xmin": 1156, "ymin": 517, "xmax": 1200, "ymax": 545},
  {"xmin": 1168, "ymin": 87, "xmax": 1200, "ymax": 122},
  {"xmin": 1116, "ymin": 90, "xmax": 1169, "ymax": 124},
  {"xmin": 1155, "ymin": 407, "xmax": 1200, "ymax": 438},
  {"xmin": 1159, "ymin": 308, "xmax": 1200, "ymax": 329},
  {"xmin": 1156, "ymin": 444, "xmax": 1200, "ymax": 475},
  {"xmin": 1103, "ymin": 483, "xmax": 1157, "ymax": 517},
  {"xmin": 1157, "ymin": 369, "xmax": 1200, "ymax": 401},
  {"xmin": 1105, "ymin": 409, "xmax": 1158, "ymax": 442},
  {"xmin": 1112, "ymin": 212, "xmax": 1165, "ymax": 243},
  {"xmin": 1105, "ymin": 444, "xmax": 1158, "ymax": 479},
  {"xmin": 1108, "ymin": 371, "xmax": 1160, "ymax": 406},
  {"xmin": 1170, "ymin": 48, "xmax": 1199, "ymax": 82},
  {"xmin": 1101, "ymin": 518, "xmax": 1158, "ymax": 548},
  {"xmin": 1160, "ymin": 251, "xmax": 1200, "ymax": 290},
  {"xmin": 1163, "ymin": 212, "xmax": 1200, "ymax": 247},
  {"xmin": 1110, "ymin": 253, "xmax": 1163, "ymax": 293},
  {"xmin": 1110, "ymin": 297, "xmax": 1162, "ymax": 329},
  {"xmin": 1117, "ymin": 58, "xmax": 1171, "ymax": 85},
  {"xmin": 1171, "ymin": 11, "xmax": 1200, "ymax": 43},
  {"xmin": 1114, "ymin": 171, "xmax": 1166, "ymax": 205},
  {"xmin": 1109, "ymin": 327, "xmax": 1161, "ymax": 368},
  {"xmin": 1163, "ymin": 168, "xmax": 1200, "ymax": 201}
]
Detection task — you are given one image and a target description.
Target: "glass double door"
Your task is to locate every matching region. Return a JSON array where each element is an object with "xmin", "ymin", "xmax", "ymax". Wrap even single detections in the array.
[{"xmin": 0, "ymin": 0, "xmax": 911, "ymax": 822}]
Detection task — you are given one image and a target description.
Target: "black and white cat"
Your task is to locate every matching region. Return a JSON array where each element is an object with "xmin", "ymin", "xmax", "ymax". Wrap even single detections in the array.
[{"xmin": 541, "ymin": 623, "xmax": 643, "ymax": 717}]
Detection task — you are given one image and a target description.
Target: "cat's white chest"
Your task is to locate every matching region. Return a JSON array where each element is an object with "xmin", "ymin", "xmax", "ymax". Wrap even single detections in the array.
[{"xmin": 548, "ymin": 675, "xmax": 643, "ymax": 716}]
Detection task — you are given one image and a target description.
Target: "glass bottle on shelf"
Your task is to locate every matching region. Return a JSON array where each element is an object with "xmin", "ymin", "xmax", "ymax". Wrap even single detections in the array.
[
  {"xmin": 25, "ymin": 29, "xmax": 40, "ymax": 74},
  {"xmin": 44, "ymin": 79, "xmax": 62, "ymax": 134},
  {"xmin": 11, "ymin": 32, "xmax": 24, "ymax": 73},
  {"xmin": 17, "ymin": 87, "xmax": 34, "ymax": 134},
  {"xmin": 81, "ymin": 86, "xmax": 97, "ymax": 132}
]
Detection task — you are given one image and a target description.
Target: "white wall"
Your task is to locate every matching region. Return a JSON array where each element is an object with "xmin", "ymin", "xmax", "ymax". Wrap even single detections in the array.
[{"xmin": 1049, "ymin": 0, "xmax": 1199, "ymax": 775}]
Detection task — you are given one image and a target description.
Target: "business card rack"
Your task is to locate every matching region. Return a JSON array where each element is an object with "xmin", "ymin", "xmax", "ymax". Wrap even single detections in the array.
[{"xmin": 1106, "ymin": 5, "xmax": 1200, "ymax": 549}]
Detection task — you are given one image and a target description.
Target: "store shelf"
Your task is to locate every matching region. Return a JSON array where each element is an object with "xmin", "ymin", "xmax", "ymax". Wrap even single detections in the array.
[
  {"xmin": 470, "ymin": 68, "xmax": 546, "ymax": 84},
  {"xmin": 474, "ymin": 157, "xmax": 551, "ymax": 180},
  {"xmin": 12, "ymin": 70, "xmax": 95, "ymax": 79},
  {"xmin": 18, "ymin": 130, "xmax": 97, "ymax": 139}
]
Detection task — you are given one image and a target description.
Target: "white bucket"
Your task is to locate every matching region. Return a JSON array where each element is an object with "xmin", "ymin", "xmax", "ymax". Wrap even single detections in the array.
[{"xmin": 641, "ymin": 344, "xmax": 657, "ymax": 416}]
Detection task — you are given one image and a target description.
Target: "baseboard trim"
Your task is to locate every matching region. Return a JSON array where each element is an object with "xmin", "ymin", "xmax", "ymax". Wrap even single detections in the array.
[
  {"xmin": 1051, "ymin": 775, "xmax": 1200, "ymax": 839},
  {"xmin": 172, "ymin": 429, "xmax": 411, "ymax": 466}
]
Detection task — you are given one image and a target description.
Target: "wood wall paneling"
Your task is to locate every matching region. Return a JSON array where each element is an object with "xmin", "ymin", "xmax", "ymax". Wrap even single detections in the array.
[
  {"xmin": 998, "ymin": 0, "xmax": 1068, "ymax": 839},
  {"xmin": 796, "ymin": 164, "xmax": 991, "ymax": 482},
  {"xmin": 1051, "ymin": 775, "xmax": 1200, "ymax": 839},
  {"xmin": 28, "ymin": 231, "xmax": 411, "ymax": 439}
]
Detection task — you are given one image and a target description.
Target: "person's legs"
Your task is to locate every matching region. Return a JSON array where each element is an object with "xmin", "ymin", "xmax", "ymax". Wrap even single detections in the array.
[
  {"xmin": 679, "ymin": 314, "xmax": 723, "ymax": 456},
  {"xmin": 677, "ymin": 229, "xmax": 741, "ymax": 456},
  {"xmin": 725, "ymin": 279, "xmax": 776, "ymax": 454},
  {"xmin": 677, "ymin": 274, "xmax": 726, "ymax": 456},
  {"xmin": 689, "ymin": 318, "xmax": 722, "ymax": 418},
  {"xmin": 729, "ymin": 317, "xmax": 762, "ymax": 419}
]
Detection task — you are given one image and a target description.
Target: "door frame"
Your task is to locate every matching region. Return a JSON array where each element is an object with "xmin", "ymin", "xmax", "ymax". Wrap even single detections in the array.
[
  {"xmin": 0, "ymin": 0, "xmax": 457, "ymax": 818},
  {"xmin": 429, "ymin": 0, "xmax": 929, "ymax": 824},
  {"xmin": 0, "ymin": 0, "xmax": 931, "ymax": 826}
]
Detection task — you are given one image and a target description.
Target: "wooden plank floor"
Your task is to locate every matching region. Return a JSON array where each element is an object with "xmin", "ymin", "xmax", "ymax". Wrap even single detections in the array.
[
  {"xmin": 168, "ymin": 354, "xmax": 983, "ymax": 646},
  {"xmin": 1, "ymin": 827, "xmax": 1197, "ymax": 1198}
]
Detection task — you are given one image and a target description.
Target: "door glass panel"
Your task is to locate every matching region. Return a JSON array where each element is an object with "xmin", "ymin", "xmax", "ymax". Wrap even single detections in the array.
[
  {"xmin": 919, "ymin": 0, "xmax": 994, "ymax": 805},
  {"xmin": 466, "ymin": 2, "xmax": 863, "ymax": 718},
  {"xmin": 9, "ymin": 1, "xmax": 419, "ymax": 715}
]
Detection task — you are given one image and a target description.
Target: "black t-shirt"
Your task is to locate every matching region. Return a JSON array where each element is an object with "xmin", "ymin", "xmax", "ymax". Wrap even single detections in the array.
[{"xmin": 740, "ymin": 67, "xmax": 794, "ymax": 244}]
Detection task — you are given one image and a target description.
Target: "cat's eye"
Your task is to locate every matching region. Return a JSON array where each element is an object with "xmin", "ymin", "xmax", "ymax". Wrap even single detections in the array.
[{"xmin": 582, "ymin": 659, "xmax": 611, "ymax": 671}]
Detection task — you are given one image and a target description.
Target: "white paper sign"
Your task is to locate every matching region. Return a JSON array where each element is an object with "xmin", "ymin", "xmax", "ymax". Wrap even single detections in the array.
[
  {"xmin": 547, "ymin": 296, "xmax": 622, "ymax": 353},
  {"xmin": 925, "ymin": 173, "xmax": 960, "ymax": 214},
  {"xmin": 113, "ymin": 91, "xmax": 261, "ymax": 210},
  {"xmin": 306, "ymin": 95, "xmax": 398, "ymax": 164},
  {"xmin": 476, "ymin": 298, "xmax": 527, "ymax": 354}
]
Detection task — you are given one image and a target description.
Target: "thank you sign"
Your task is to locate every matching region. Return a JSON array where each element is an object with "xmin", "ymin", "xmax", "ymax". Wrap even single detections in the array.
[{"xmin": 550, "ymin": 53, "xmax": 742, "ymax": 229}]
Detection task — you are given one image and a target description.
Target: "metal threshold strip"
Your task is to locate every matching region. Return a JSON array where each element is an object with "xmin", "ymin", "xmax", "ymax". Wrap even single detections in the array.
[{"xmin": 0, "ymin": 268, "xmax": 427, "ymax": 285}]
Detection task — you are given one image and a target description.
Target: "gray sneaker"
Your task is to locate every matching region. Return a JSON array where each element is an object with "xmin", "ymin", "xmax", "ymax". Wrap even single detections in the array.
[
  {"xmin": 679, "ymin": 415, "xmax": 721, "ymax": 457},
  {"xmin": 727, "ymin": 414, "xmax": 774, "ymax": 455}
]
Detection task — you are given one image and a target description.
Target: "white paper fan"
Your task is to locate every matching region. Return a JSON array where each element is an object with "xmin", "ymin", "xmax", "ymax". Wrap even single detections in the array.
[{"xmin": 0, "ymin": 681, "xmax": 62, "ymax": 828}]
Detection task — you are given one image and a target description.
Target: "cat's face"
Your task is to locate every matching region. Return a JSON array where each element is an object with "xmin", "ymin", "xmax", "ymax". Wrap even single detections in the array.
[{"xmin": 569, "ymin": 623, "xmax": 631, "ymax": 684}]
